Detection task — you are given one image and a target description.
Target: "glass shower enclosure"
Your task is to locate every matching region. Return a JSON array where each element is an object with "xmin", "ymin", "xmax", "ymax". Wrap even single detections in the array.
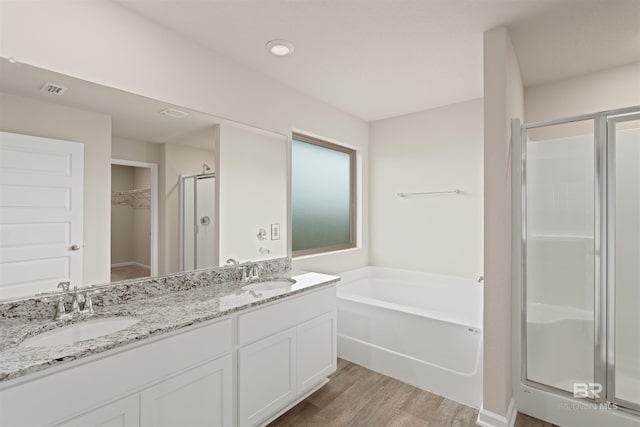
[
  {"xmin": 180, "ymin": 172, "xmax": 217, "ymax": 270},
  {"xmin": 519, "ymin": 106, "xmax": 640, "ymax": 419}
]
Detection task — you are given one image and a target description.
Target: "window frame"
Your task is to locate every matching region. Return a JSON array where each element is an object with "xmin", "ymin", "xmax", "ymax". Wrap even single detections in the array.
[{"xmin": 291, "ymin": 132, "xmax": 357, "ymax": 257}]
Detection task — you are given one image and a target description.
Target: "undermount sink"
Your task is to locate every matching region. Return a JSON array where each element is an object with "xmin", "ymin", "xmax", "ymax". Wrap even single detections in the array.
[
  {"xmin": 241, "ymin": 278, "xmax": 296, "ymax": 292},
  {"xmin": 20, "ymin": 317, "xmax": 140, "ymax": 348}
]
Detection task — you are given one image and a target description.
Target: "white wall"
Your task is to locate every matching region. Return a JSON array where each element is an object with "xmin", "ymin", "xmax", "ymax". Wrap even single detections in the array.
[
  {"xmin": 369, "ymin": 98, "xmax": 483, "ymax": 278},
  {"xmin": 0, "ymin": 92, "xmax": 111, "ymax": 286},
  {"xmin": 0, "ymin": 0, "xmax": 369, "ymax": 273},
  {"xmin": 163, "ymin": 143, "xmax": 216, "ymax": 274},
  {"xmin": 525, "ymin": 62, "xmax": 640, "ymax": 122},
  {"xmin": 217, "ymin": 124, "xmax": 288, "ymax": 264},
  {"xmin": 482, "ymin": 26, "xmax": 524, "ymax": 420},
  {"xmin": 112, "ymin": 136, "xmax": 162, "ymax": 166}
]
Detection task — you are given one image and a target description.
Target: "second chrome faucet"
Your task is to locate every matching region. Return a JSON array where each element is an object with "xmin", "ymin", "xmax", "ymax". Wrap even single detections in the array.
[
  {"xmin": 54, "ymin": 283, "xmax": 95, "ymax": 320},
  {"xmin": 226, "ymin": 259, "xmax": 261, "ymax": 284}
]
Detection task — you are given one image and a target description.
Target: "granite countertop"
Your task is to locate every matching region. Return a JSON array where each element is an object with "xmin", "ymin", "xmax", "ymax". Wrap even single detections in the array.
[{"xmin": 0, "ymin": 263, "xmax": 339, "ymax": 384}]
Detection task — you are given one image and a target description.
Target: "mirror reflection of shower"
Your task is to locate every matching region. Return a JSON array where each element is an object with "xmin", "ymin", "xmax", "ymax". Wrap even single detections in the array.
[{"xmin": 180, "ymin": 171, "xmax": 216, "ymax": 270}]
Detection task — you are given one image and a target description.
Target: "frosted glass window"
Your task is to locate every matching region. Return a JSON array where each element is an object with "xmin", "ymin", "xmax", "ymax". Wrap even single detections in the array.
[{"xmin": 292, "ymin": 134, "xmax": 355, "ymax": 256}]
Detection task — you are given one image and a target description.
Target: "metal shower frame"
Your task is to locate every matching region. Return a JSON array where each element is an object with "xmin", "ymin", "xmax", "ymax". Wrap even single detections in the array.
[{"xmin": 518, "ymin": 105, "xmax": 640, "ymax": 416}]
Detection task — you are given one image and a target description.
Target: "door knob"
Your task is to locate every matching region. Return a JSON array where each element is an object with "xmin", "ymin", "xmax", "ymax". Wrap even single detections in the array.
[{"xmin": 70, "ymin": 244, "xmax": 81, "ymax": 251}]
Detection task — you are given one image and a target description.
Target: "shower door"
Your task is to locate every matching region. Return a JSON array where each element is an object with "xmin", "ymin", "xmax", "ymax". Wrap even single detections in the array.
[
  {"xmin": 180, "ymin": 173, "xmax": 217, "ymax": 270},
  {"xmin": 520, "ymin": 106, "xmax": 640, "ymax": 417},
  {"xmin": 607, "ymin": 113, "xmax": 640, "ymax": 412},
  {"xmin": 522, "ymin": 117, "xmax": 598, "ymax": 395}
]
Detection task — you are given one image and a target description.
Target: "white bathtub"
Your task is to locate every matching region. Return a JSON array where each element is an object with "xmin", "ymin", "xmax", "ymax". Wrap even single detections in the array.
[{"xmin": 337, "ymin": 266, "xmax": 483, "ymax": 408}]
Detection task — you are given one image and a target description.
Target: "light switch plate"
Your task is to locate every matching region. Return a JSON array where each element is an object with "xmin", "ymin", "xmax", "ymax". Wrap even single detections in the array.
[{"xmin": 271, "ymin": 223, "xmax": 280, "ymax": 240}]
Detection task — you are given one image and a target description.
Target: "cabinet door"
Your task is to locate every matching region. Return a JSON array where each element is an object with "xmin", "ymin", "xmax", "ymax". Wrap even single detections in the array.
[
  {"xmin": 238, "ymin": 328, "xmax": 296, "ymax": 427},
  {"xmin": 297, "ymin": 311, "xmax": 337, "ymax": 392},
  {"xmin": 57, "ymin": 394, "xmax": 139, "ymax": 427},
  {"xmin": 140, "ymin": 354, "xmax": 232, "ymax": 427}
]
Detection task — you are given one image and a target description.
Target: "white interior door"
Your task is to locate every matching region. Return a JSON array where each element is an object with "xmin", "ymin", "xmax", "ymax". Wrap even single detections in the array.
[{"xmin": 0, "ymin": 131, "xmax": 83, "ymax": 299}]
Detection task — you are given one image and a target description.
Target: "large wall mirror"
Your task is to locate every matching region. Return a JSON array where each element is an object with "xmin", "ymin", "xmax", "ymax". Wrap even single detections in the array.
[{"xmin": 0, "ymin": 58, "xmax": 289, "ymax": 300}]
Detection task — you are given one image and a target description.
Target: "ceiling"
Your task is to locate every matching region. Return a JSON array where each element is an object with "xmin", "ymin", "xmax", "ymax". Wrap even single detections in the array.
[{"xmin": 114, "ymin": 0, "xmax": 640, "ymax": 122}]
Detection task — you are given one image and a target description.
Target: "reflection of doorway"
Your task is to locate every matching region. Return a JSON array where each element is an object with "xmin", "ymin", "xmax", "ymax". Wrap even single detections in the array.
[{"xmin": 110, "ymin": 159, "xmax": 158, "ymax": 281}]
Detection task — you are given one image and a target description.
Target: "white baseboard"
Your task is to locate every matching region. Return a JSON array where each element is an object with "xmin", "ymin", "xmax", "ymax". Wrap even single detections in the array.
[
  {"xmin": 111, "ymin": 262, "xmax": 150, "ymax": 269},
  {"xmin": 477, "ymin": 398, "xmax": 516, "ymax": 427}
]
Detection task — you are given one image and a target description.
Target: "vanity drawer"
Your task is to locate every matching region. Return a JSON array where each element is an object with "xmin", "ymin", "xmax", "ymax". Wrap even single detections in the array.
[{"xmin": 238, "ymin": 285, "xmax": 336, "ymax": 346}]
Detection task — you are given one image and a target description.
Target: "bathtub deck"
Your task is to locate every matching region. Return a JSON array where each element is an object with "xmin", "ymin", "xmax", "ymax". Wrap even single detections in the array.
[{"xmin": 268, "ymin": 359, "xmax": 559, "ymax": 427}]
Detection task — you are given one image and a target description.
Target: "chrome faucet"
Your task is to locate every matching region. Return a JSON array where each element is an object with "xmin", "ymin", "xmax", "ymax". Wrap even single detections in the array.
[
  {"xmin": 240, "ymin": 264, "xmax": 250, "ymax": 283},
  {"xmin": 246, "ymin": 263, "xmax": 260, "ymax": 282},
  {"xmin": 54, "ymin": 297, "xmax": 68, "ymax": 320},
  {"xmin": 227, "ymin": 260, "xmax": 261, "ymax": 284},
  {"xmin": 53, "ymin": 284, "xmax": 94, "ymax": 320},
  {"xmin": 237, "ymin": 263, "xmax": 261, "ymax": 284},
  {"xmin": 70, "ymin": 286, "xmax": 85, "ymax": 313}
]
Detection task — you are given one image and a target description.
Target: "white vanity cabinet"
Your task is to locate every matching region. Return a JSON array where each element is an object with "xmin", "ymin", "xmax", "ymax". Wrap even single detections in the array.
[
  {"xmin": 239, "ymin": 328, "xmax": 298, "ymax": 426},
  {"xmin": 296, "ymin": 311, "xmax": 337, "ymax": 392},
  {"xmin": 140, "ymin": 355, "xmax": 233, "ymax": 427},
  {"xmin": 58, "ymin": 394, "xmax": 140, "ymax": 427},
  {"xmin": 56, "ymin": 351, "xmax": 234, "ymax": 427},
  {"xmin": 238, "ymin": 286, "xmax": 337, "ymax": 426},
  {"xmin": 0, "ymin": 283, "xmax": 337, "ymax": 427},
  {"xmin": 1, "ymin": 318, "xmax": 233, "ymax": 427}
]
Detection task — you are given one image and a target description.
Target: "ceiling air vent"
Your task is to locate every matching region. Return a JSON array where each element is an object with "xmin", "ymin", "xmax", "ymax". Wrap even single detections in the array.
[
  {"xmin": 159, "ymin": 108, "xmax": 189, "ymax": 119},
  {"xmin": 40, "ymin": 82, "xmax": 68, "ymax": 96}
]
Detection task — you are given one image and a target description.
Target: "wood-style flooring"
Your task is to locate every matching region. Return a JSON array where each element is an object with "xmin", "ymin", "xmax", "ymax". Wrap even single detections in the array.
[
  {"xmin": 268, "ymin": 359, "xmax": 560, "ymax": 427},
  {"xmin": 110, "ymin": 264, "xmax": 150, "ymax": 282}
]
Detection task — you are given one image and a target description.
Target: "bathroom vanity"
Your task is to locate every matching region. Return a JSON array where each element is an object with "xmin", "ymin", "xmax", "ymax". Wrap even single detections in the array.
[{"xmin": 0, "ymin": 263, "xmax": 338, "ymax": 427}]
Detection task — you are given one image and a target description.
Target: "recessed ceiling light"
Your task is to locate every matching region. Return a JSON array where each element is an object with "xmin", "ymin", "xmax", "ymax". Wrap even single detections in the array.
[
  {"xmin": 266, "ymin": 39, "xmax": 295, "ymax": 57},
  {"xmin": 159, "ymin": 108, "xmax": 188, "ymax": 119}
]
